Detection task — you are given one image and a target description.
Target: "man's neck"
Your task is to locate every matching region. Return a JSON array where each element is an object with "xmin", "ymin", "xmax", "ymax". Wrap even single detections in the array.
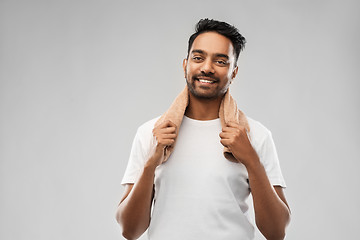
[{"xmin": 184, "ymin": 94, "xmax": 223, "ymax": 120}]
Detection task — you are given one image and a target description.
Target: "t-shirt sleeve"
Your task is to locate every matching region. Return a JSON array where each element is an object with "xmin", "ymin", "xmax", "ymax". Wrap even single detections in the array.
[
  {"xmin": 121, "ymin": 127, "xmax": 150, "ymax": 186},
  {"xmin": 258, "ymin": 130, "xmax": 287, "ymax": 188}
]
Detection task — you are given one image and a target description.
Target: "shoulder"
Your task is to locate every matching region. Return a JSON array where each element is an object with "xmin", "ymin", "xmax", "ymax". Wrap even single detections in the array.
[
  {"xmin": 246, "ymin": 116, "xmax": 273, "ymax": 146},
  {"xmin": 136, "ymin": 115, "xmax": 161, "ymax": 136},
  {"xmin": 130, "ymin": 116, "xmax": 161, "ymax": 157},
  {"xmin": 246, "ymin": 117, "xmax": 286, "ymax": 186}
]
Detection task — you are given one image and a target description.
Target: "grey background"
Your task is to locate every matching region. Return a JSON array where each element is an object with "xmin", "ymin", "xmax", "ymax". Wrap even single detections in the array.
[{"xmin": 1, "ymin": 0, "xmax": 359, "ymax": 239}]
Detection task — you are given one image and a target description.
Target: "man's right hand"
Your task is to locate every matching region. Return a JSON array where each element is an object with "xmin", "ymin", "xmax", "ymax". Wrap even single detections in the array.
[
  {"xmin": 116, "ymin": 120, "xmax": 177, "ymax": 239},
  {"xmin": 148, "ymin": 120, "xmax": 177, "ymax": 167}
]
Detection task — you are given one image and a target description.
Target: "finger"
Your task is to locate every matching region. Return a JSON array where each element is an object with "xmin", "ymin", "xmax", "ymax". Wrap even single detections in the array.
[
  {"xmin": 157, "ymin": 138, "xmax": 175, "ymax": 147},
  {"xmin": 158, "ymin": 126, "xmax": 176, "ymax": 134},
  {"xmin": 226, "ymin": 121, "xmax": 240, "ymax": 128},
  {"xmin": 220, "ymin": 138, "xmax": 231, "ymax": 147},
  {"xmin": 155, "ymin": 121, "xmax": 177, "ymax": 132},
  {"xmin": 219, "ymin": 132, "xmax": 233, "ymax": 139},
  {"xmin": 155, "ymin": 120, "xmax": 175, "ymax": 130},
  {"xmin": 163, "ymin": 120, "xmax": 177, "ymax": 129},
  {"xmin": 222, "ymin": 126, "xmax": 238, "ymax": 133},
  {"xmin": 153, "ymin": 125, "xmax": 176, "ymax": 134},
  {"xmin": 160, "ymin": 133, "xmax": 177, "ymax": 139}
]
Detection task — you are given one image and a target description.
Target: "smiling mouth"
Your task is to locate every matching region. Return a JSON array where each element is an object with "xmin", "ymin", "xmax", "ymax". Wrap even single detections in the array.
[{"xmin": 195, "ymin": 77, "xmax": 217, "ymax": 84}]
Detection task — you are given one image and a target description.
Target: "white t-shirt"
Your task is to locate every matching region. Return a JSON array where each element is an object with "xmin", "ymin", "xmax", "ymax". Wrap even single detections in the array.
[{"xmin": 121, "ymin": 115, "xmax": 286, "ymax": 240}]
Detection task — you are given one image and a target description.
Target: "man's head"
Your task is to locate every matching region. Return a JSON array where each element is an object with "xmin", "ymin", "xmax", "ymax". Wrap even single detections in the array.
[
  {"xmin": 183, "ymin": 19, "xmax": 246, "ymax": 100},
  {"xmin": 187, "ymin": 19, "xmax": 246, "ymax": 67}
]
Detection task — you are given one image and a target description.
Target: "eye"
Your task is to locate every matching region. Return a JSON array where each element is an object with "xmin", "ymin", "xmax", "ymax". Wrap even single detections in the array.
[
  {"xmin": 215, "ymin": 60, "xmax": 227, "ymax": 65},
  {"xmin": 192, "ymin": 56, "xmax": 203, "ymax": 62}
]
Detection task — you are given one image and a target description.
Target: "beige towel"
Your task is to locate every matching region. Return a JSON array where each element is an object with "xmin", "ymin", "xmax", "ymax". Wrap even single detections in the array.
[{"xmin": 154, "ymin": 85, "xmax": 250, "ymax": 162}]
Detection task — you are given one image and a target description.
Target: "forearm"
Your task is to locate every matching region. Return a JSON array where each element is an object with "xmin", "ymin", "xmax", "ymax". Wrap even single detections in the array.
[
  {"xmin": 116, "ymin": 161, "xmax": 157, "ymax": 239},
  {"xmin": 246, "ymin": 158, "xmax": 290, "ymax": 240}
]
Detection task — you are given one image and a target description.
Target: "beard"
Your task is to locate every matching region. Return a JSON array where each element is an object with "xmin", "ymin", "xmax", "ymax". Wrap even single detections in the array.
[{"xmin": 185, "ymin": 73, "xmax": 228, "ymax": 100}]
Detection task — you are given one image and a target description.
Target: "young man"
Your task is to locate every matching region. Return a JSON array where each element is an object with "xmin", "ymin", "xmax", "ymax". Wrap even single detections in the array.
[{"xmin": 116, "ymin": 19, "xmax": 290, "ymax": 240}]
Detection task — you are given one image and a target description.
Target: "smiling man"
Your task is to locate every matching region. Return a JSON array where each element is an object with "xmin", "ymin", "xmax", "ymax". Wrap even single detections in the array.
[
  {"xmin": 184, "ymin": 32, "xmax": 236, "ymax": 101},
  {"xmin": 116, "ymin": 19, "xmax": 290, "ymax": 240}
]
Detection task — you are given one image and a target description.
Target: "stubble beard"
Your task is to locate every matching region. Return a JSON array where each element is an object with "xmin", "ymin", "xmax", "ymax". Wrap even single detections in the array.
[{"xmin": 185, "ymin": 76, "xmax": 229, "ymax": 100}]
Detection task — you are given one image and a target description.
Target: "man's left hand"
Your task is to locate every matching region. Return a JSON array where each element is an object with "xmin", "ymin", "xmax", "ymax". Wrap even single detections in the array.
[{"xmin": 219, "ymin": 121, "xmax": 259, "ymax": 167}]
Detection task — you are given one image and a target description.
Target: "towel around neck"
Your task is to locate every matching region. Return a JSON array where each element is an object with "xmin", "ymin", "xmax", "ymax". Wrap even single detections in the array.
[{"xmin": 154, "ymin": 85, "xmax": 250, "ymax": 163}]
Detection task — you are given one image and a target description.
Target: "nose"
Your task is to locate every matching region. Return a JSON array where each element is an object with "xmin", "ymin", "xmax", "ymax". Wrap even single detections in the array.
[{"xmin": 200, "ymin": 59, "xmax": 214, "ymax": 74}]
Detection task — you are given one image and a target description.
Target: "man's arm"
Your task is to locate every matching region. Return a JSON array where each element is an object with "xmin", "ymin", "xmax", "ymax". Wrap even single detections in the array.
[
  {"xmin": 220, "ymin": 122, "xmax": 290, "ymax": 240},
  {"xmin": 116, "ymin": 164, "xmax": 156, "ymax": 240},
  {"xmin": 116, "ymin": 120, "xmax": 177, "ymax": 240},
  {"xmin": 246, "ymin": 161, "xmax": 290, "ymax": 240}
]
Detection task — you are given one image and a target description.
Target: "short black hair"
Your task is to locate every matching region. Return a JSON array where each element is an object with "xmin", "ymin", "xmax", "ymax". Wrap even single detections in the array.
[{"xmin": 187, "ymin": 19, "xmax": 246, "ymax": 65}]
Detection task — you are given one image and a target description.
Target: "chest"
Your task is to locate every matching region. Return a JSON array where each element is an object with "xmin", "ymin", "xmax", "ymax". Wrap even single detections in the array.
[{"xmin": 154, "ymin": 121, "xmax": 249, "ymax": 199}]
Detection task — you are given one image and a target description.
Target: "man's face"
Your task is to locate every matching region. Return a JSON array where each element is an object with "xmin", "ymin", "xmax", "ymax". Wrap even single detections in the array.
[{"xmin": 183, "ymin": 31, "xmax": 238, "ymax": 100}]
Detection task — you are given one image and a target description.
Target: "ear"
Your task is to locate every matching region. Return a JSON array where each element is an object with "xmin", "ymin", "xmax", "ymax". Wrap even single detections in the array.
[
  {"xmin": 182, "ymin": 58, "xmax": 187, "ymax": 78},
  {"xmin": 231, "ymin": 66, "xmax": 238, "ymax": 79}
]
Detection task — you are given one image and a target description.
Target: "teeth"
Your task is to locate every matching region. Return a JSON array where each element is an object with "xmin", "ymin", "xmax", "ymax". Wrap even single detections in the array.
[{"xmin": 198, "ymin": 79, "xmax": 214, "ymax": 83}]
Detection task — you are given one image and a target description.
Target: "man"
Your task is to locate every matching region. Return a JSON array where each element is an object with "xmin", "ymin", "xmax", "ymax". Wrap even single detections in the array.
[{"xmin": 116, "ymin": 19, "xmax": 290, "ymax": 240}]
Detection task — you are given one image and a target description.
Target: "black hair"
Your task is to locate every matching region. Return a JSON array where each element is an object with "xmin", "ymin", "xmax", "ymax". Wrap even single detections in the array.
[{"xmin": 187, "ymin": 19, "xmax": 246, "ymax": 65}]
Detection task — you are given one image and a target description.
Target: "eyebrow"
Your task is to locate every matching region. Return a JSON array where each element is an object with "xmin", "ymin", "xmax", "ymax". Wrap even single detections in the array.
[
  {"xmin": 191, "ymin": 49, "xmax": 205, "ymax": 55},
  {"xmin": 191, "ymin": 49, "xmax": 229, "ymax": 59},
  {"xmin": 215, "ymin": 53, "xmax": 229, "ymax": 60}
]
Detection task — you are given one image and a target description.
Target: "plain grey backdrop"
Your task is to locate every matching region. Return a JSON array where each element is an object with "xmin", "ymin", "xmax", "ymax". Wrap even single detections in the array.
[{"xmin": 1, "ymin": 0, "xmax": 359, "ymax": 239}]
